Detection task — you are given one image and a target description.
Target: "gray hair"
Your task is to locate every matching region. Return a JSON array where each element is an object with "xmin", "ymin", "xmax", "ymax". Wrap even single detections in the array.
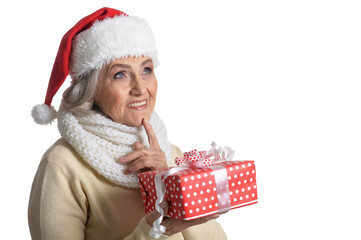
[{"xmin": 61, "ymin": 67, "xmax": 102, "ymax": 115}]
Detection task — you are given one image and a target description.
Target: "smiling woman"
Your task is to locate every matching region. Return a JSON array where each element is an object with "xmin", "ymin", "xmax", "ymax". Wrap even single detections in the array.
[
  {"xmin": 28, "ymin": 7, "xmax": 227, "ymax": 240},
  {"xmin": 94, "ymin": 57, "xmax": 158, "ymax": 127}
]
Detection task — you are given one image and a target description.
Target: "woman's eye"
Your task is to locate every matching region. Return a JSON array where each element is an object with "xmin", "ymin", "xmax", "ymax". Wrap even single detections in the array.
[
  {"xmin": 143, "ymin": 67, "xmax": 152, "ymax": 74},
  {"xmin": 114, "ymin": 72, "xmax": 126, "ymax": 79}
]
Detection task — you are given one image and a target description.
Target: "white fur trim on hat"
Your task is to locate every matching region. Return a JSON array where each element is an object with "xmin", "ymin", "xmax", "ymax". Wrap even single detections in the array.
[
  {"xmin": 70, "ymin": 15, "xmax": 159, "ymax": 78},
  {"xmin": 31, "ymin": 104, "xmax": 58, "ymax": 125}
]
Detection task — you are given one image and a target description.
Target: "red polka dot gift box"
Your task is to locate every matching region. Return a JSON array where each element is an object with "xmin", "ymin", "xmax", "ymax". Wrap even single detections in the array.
[{"xmin": 138, "ymin": 149, "xmax": 258, "ymax": 220}]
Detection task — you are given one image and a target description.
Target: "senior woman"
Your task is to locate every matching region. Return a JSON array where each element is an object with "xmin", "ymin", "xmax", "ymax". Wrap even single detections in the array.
[{"xmin": 28, "ymin": 7, "xmax": 227, "ymax": 240}]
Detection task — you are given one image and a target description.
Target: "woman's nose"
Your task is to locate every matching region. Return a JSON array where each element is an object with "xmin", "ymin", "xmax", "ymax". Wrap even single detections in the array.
[{"xmin": 130, "ymin": 75, "xmax": 146, "ymax": 95}]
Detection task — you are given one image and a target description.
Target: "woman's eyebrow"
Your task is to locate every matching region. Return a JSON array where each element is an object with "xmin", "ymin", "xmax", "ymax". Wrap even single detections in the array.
[
  {"xmin": 141, "ymin": 59, "xmax": 153, "ymax": 67},
  {"xmin": 110, "ymin": 64, "xmax": 131, "ymax": 70},
  {"xmin": 110, "ymin": 60, "xmax": 152, "ymax": 70}
]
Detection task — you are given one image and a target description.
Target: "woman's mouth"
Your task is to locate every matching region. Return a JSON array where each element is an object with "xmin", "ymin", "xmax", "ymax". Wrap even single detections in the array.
[{"xmin": 127, "ymin": 99, "xmax": 148, "ymax": 110}]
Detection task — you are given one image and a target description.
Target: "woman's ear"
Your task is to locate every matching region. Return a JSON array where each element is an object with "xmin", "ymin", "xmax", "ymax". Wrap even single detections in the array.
[{"xmin": 92, "ymin": 101, "xmax": 101, "ymax": 112}]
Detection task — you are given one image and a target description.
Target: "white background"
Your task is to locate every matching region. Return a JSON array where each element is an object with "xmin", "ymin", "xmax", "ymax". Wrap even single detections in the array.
[{"xmin": 0, "ymin": 0, "xmax": 360, "ymax": 239}]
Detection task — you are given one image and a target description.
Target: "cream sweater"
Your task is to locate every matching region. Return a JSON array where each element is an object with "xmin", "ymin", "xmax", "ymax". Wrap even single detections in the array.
[{"xmin": 28, "ymin": 139, "xmax": 227, "ymax": 240}]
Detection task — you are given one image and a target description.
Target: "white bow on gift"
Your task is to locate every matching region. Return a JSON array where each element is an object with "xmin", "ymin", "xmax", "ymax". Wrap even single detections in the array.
[
  {"xmin": 208, "ymin": 141, "xmax": 235, "ymax": 162},
  {"xmin": 150, "ymin": 142, "xmax": 235, "ymax": 238},
  {"xmin": 175, "ymin": 141, "xmax": 235, "ymax": 168}
]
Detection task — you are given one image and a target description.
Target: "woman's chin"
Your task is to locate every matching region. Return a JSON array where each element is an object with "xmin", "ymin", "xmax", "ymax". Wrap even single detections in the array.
[
  {"xmin": 123, "ymin": 115, "xmax": 152, "ymax": 127},
  {"xmin": 132, "ymin": 119, "xmax": 143, "ymax": 127}
]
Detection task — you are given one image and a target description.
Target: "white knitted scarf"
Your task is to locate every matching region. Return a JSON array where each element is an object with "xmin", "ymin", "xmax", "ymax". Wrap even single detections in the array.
[{"xmin": 57, "ymin": 108, "xmax": 171, "ymax": 188}]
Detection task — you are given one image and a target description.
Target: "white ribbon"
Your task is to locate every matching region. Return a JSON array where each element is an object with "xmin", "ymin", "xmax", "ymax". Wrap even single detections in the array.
[
  {"xmin": 212, "ymin": 165, "xmax": 232, "ymax": 213},
  {"xmin": 208, "ymin": 141, "xmax": 235, "ymax": 162},
  {"xmin": 150, "ymin": 167, "xmax": 186, "ymax": 238}
]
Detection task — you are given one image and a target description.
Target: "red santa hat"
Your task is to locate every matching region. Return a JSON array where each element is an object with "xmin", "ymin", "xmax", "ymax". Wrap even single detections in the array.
[{"xmin": 31, "ymin": 7, "xmax": 159, "ymax": 124}]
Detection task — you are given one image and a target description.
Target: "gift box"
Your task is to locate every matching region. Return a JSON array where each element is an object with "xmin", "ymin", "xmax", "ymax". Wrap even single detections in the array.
[{"xmin": 138, "ymin": 159, "xmax": 258, "ymax": 220}]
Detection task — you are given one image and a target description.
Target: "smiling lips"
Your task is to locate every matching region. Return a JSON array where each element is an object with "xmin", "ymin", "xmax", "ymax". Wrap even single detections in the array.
[{"xmin": 126, "ymin": 99, "xmax": 148, "ymax": 110}]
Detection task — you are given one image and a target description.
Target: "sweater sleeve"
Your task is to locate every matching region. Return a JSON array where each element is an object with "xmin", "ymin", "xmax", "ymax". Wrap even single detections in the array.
[
  {"xmin": 181, "ymin": 219, "xmax": 228, "ymax": 240},
  {"xmin": 28, "ymin": 160, "xmax": 88, "ymax": 240},
  {"xmin": 123, "ymin": 217, "xmax": 177, "ymax": 240},
  {"xmin": 122, "ymin": 217, "xmax": 227, "ymax": 240}
]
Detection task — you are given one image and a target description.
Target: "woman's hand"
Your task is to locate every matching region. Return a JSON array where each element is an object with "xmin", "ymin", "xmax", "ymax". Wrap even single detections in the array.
[
  {"xmin": 145, "ymin": 200, "xmax": 219, "ymax": 236},
  {"xmin": 118, "ymin": 119, "xmax": 168, "ymax": 174}
]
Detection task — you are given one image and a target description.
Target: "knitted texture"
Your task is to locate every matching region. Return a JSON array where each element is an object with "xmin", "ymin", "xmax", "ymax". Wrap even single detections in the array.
[{"xmin": 57, "ymin": 108, "xmax": 171, "ymax": 188}]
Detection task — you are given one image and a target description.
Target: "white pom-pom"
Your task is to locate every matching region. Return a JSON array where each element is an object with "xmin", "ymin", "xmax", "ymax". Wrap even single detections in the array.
[{"xmin": 31, "ymin": 104, "xmax": 58, "ymax": 125}]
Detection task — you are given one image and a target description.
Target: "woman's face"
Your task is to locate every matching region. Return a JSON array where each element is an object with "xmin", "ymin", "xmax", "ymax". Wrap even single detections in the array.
[{"xmin": 94, "ymin": 56, "xmax": 157, "ymax": 127}]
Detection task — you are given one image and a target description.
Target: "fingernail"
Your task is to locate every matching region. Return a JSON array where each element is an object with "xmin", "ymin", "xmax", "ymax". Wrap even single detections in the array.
[
  {"xmin": 159, "ymin": 201, "xmax": 167, "ymax": 208},
  {"xmin": 118, "ymin": 157, "xmax": 125, "ymax": 162},
  {"xmin": 159, "ymin": 201, "xmax": 169, "ymax": 212}
]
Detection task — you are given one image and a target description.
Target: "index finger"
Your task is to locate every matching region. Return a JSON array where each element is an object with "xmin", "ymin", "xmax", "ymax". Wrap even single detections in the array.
[
  {"xmin": 118, "ymin": 149, "xmax": 142, "ymax": 163},
  {"xmin": 143, "ymin": 119, "xmax": 160, "ymax": 149}
]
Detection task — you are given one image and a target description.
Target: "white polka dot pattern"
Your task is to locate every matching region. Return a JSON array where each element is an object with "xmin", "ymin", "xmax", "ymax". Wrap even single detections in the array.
[{"xmin": 138, "ymin": 160, "xmax": 257, "ymax": 220}]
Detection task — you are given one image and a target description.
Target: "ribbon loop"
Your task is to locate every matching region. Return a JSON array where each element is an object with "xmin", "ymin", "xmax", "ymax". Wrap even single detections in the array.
[
  {"xmin": 175, "ymin": 142, "xmax": 235, "ymax": 168},
  {"xmin": 209, "ymin": 141, "xmax": 222, "ymax": 155},
  {"xmin": 221, "ymin": 146, "xmax": 235, "ymax": 161},
  {"xmin": 150, "ymin": 167, "xmax": 187, "ymax": 238}
]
